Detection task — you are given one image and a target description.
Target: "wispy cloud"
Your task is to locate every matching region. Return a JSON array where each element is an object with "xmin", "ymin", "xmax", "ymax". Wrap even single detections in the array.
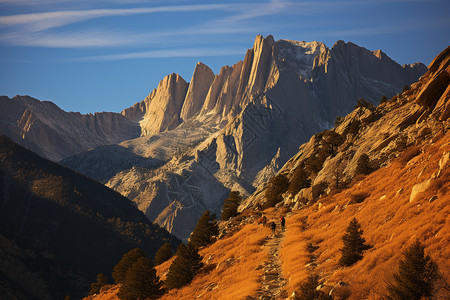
[
  {"xmin": 0, "ymin": 4, "xmax": 232, "ymax": 32},
  {"xmin": 75, "ymin": 47, "xmax": 247, "ymax": 61},
  {"xmin": 0, "ymin": 0, "xmax": 285, "ymax": 48}
]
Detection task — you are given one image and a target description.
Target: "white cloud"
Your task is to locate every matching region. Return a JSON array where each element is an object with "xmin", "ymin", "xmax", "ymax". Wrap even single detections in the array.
[
  {"xmin": 75, "ymin": 47, "xmax": 246, "ymax": 61},
  {"xmin": 0, "ymin": 4, "xmax": 232, "ymax": 32},
  {"xmin": 0, "ymin": 0, "xmax": 284, "ymax": 48}
]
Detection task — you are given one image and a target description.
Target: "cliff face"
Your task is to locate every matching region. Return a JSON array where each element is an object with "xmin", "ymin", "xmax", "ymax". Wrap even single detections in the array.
[{"xmin": 0, "ymin": 95, "xmax": 140, "ymax": 161}]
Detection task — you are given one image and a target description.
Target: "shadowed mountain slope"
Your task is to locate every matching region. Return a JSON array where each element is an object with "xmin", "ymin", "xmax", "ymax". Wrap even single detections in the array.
[{"xmin": 0, "ymin": 136, "xmax": 179, "ymax": 299}]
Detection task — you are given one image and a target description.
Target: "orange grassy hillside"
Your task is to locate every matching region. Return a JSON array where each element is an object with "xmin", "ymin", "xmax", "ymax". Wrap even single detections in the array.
[
  {"xmin": 280, "ymin": 132, "xmax": 449, "ymax": 299},
  {"xmin": 157, "ymin": 223, "xmax": 270, "ymax": 299},
  {"xmin": 88, "ymin": 222, "xmax": 271, "ymax": 300}
]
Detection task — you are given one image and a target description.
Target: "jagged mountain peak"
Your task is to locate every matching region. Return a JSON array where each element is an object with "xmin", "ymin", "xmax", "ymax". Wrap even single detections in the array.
[{"xmin": 2, "ymin": 35, "xmax": 429, "ymax": 242}]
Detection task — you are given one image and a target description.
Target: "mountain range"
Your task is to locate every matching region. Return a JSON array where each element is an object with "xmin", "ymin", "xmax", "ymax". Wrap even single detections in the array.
[
  {"xmin": 1, "ymin": 35, "xmax": 427, "ymax": 241},
  {"xmin": 87, "ymin": 44, "xmax": 450, "ymax": 300}
]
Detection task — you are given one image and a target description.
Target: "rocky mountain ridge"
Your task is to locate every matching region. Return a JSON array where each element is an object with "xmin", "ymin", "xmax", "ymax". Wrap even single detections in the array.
[
  {"xmin": 100, "ymin": 35, "xmax": 427, "ymax": 240},
  {"xmin": 0, "ymin": 95, "xmax": 140, "ymax": 161}
]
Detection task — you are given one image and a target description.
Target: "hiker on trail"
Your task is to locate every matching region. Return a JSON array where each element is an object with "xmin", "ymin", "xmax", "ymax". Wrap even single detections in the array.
[
  {"xmin": 270, "ymin": 221, "xmax": 276, "ymax": 236},
  {"xmin": 280, "ymin": 216, "xmax": 286, "ymax": 232}
]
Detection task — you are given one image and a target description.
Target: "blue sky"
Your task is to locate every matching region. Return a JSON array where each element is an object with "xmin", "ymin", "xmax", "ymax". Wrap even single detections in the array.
[{"xmin": 0, "ymin": 0, "xmax": 448, "ymax": 114}]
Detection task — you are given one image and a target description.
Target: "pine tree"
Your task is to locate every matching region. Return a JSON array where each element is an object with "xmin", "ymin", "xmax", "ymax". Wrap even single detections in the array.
[
  {"xmin": 355, "ymin": 154, "xmax": 372, "ymax": 175},
  {"xmin": 154, "ymin": 242, "xmax": 174, "ymax": 266},
  {"xmin": 287, "ymin": 163, "xmax": 311, "ymax": 196},
  {"xmin": 387, "ymin": 241, "xmax": 439, "ymax": 300},
  {"xmin": 317, "ymin": 130, "xmax": 344, "ymax": 156},
  {"xmin": 88, "ymin": 273, "xmax": 109, "ymax": 295},
  {"xmin": 165, "ymin": 243, "xmax": 203, "ymax": 290},
  {"xmin": 221, "ymin": 191, "xmax": 242, "ymax": 221},
  {"xmin": 112, "ymin": 248, "xmax": 146, "ymax": 284},
  {"xmin": 118, "ymin": 256, "xmax": 164, "ymax": 300},
  {"xmin": 298, "ymin": 274, "xmax": 332, "ymax": 300},
  {"xmin": 189, "ymin": 210, "xmax": 219, "ymax": 249},
  {"xmin": 264, "ymin": 174, "xmax": 289, "ymax": 208},
  {"xmin": 339, "ymin": 218, "xmax": 371, "ymax": 266},
  {"xmin": 380, "ymin": 95, "xmax": 388, "ymax": 103}
]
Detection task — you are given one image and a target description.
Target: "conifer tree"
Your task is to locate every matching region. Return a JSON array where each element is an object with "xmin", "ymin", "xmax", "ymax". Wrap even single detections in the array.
[
  {"xmin": 298, "ymin": 274, "xmax": 332, "ymax": 300},
  {"xmin": 221, "ymin": 191, "xmax": 242, "ymax": 221},
  {"xmin": 88, "ymin": 273, "xmax": 109, "ymax": 295},
  {"xmin": 154, "ymin": 242, "xmax": 174, "ymax": 266},
  {"xmin": 118, "ymin": 256, "xmax": 164, "ymax": 300},
  {"xmin": 264, "ymin": 174, "xmax": 289, "ymax": 208},
  {"xmin": 189, "ymin": 210, "xmax": 219, "ymax": 249},
  {"xmin": 112, "ymin": 248, "xmax": 146, "ymax": 284},
  {"xmin": 355, "ymin": 154, "xmax": 372, "ymax": 175},
  {"xmin": 287, "ymin": 163, "xmax": 311, "ymax": 196},
  {"xmin": 165, "ymin": 243, "xmax": 203, "ymax": 290},
  {"xmin": 339, "ymin": 218, "xmax": 371, "ymax": 266},
  {"xmin": 387, "ymin": 241, "xmax": 439, "ymax": 300},
  {"xmin": 380, "ymin": 95, "xmax": 388, "ymax": 103}
]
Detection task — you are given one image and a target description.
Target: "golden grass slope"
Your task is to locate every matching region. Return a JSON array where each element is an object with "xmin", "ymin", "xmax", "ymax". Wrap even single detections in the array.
[
  {"xmin": 280, "ymin": 132, "xmax": 449, "ymax": 299},
  {"xmin": 89, "ymin": 223, "xmax": 271, "ymax": 300}
]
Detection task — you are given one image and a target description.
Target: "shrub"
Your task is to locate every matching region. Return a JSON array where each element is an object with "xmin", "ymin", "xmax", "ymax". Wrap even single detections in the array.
[
  {"xmin": 339, "ymin": 218, "xmax": 372, "ymax": 266},
  {"xmin": 165, "ymin": 243, "xmax": 203, "ymax": 290},
  {"xmin": 112, "ymin": 248, "xmax": 146, "ymax": 284},
  {"xmin": 264, "ymin": 174, "xmax": 289, "ymax": 208},
  {"xmin": 380, "ymin": 95, "xmax": 388, "ymax": 103},
  {"xmin": 297, "ymin": 274, "xmax": 332, "ymax": 300},
  {"xmin": 154, "ymin": 242, "xmax": 173, "ymax": 266},
  {"xmin": 88, "ymin": 273, "xmax": 108, "ymax": 295},
  {"xmin": 355, "ymin": 99, "xmax": 375, "ymax": 110},
  {"xmin": 118, "ymin": 256, "xmax": 164, "ymax": 300},
  {"xmin": 335, "ymin": 116, "xmax": 344, "ymax": 127},
  {"xmin": 350, "ymin": 193, "xmax": 369, "ymax": 204},
  {"xmin": 287, "ymin": 164, "xmax": 311, "ymax": 196},
  {"xmin": 402, "ymin": 85, "xmax": 410, "ymax": 93},
  {"xmin": 355, "ymin": 154, "xmax": 372, "ymax": 175},
  {"xmin": 387, "ymin": 241, "xmax": 439, "ymax": 300},
  {"xmin": 189, "ymin": 210, "xmax": 219, "ymax": 249},
  {"xmin": 398, "ymin": 146, "xmax": 421, "ymax": 165},
  {"xmin": 305, "ymin": 242, "xmax": 319, "ymax": 253},
  {"xmin": 317, "ymin": 130, "xmax": 344, "ymax": 156},
  {"xmin": 221, "ymin": 191, "xmax": 242, "ymax": 221}
]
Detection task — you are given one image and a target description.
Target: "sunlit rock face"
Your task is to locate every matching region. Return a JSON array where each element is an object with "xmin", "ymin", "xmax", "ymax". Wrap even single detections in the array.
[
  {"xmin": 105, "ymin": 35, "xmax": 426, "ymax": 240},
  {"xmin": 0, "ymin": 95, "xmax": 140, "ymax": 161}
]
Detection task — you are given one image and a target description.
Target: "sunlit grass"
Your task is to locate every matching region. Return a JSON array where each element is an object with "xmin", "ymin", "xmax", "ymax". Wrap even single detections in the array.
[{"xmin": 280, "ymin": 133, "xmax": 450, "ymax": 299}]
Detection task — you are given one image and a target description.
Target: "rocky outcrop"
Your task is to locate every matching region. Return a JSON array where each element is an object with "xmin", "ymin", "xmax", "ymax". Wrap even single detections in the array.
[
  {"xmin": 140, "ymin": 73, "xmax": 189, "ymax": 136},
  {"xmin": 180, "ymin": 62, "xmax": 215, "ymax": 121},
  {"xmin": 241, "ymin": 45, "xmax": 449, "ymax": 210}
]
